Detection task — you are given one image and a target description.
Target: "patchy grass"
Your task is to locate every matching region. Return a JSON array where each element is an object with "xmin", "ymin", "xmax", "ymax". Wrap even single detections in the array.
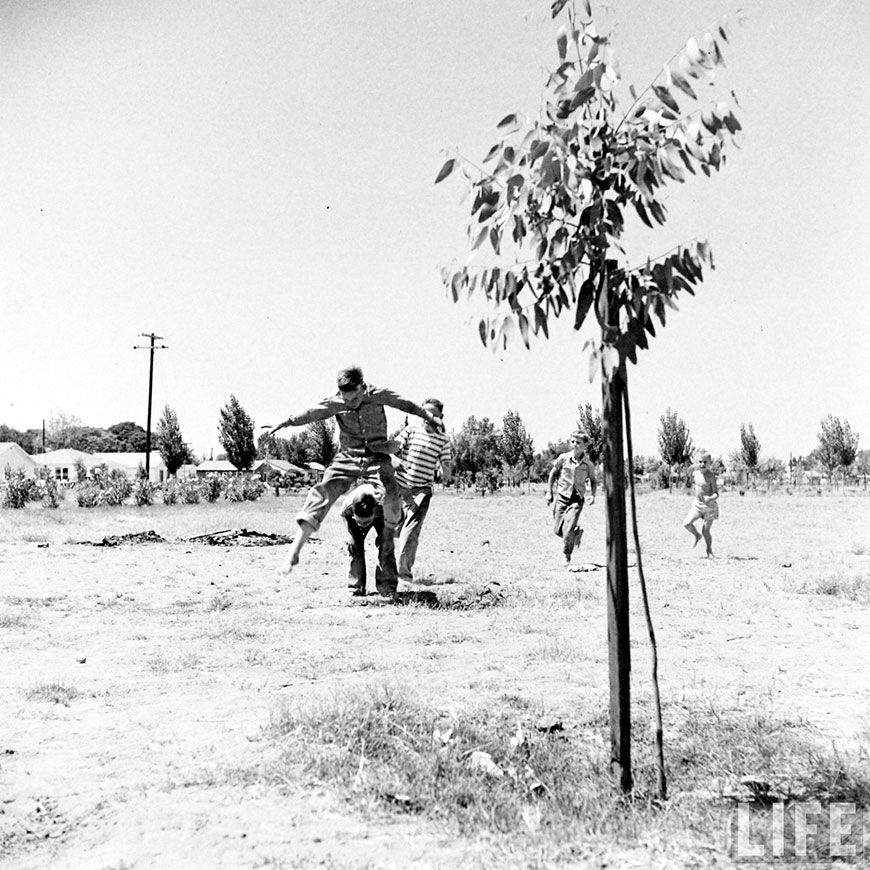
[
  {"xmin": 795, "ymin": 572, "xmax": 870, "ymax": 604},
  {"xmin": 26, "ymin": 681, "xmax": 79, "ymax": 706},
  {"xmin": 262, "ymin": 683, "xmax": 870, "ymax": 862}
]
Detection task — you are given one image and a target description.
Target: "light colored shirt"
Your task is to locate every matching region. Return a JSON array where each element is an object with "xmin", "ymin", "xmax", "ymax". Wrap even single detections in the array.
[
  {"xmin": 395, "ymin": 425, "xmax": 451, "ymax": 490},
  {"xmin": 285, "ymin": 384, "xmax": 428, "ymax": 456},
  {"xmin": 551, "ymin": 451, "xmax": 596, "ymax": 498}
]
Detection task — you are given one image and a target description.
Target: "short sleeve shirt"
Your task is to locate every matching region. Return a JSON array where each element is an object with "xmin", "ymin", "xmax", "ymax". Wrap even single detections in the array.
[{"xmin": 552, "ymin": 451, "xmax": 595, "ymax": 498}]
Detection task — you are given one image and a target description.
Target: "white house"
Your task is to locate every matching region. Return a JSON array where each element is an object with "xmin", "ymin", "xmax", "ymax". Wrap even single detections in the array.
[
  {"xmin": 93, "ymin": 452, "xmax": 166, "ymax": 484},
  {"xmin": 34, "ymin": 448, "xmax": 124, "ymax": 482},
  {"xmin": 0, "ymin": 443, "xmax": 39, "ymax": 478},
  {"xmin": 195, "ymin": 460, "xmax": 238, "ymax": 477}
]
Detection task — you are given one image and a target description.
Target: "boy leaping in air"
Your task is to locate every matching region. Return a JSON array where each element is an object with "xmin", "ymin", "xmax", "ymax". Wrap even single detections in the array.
[{"xmin": 269, "ymin": 366, "xmax": 444, "ymax": 587}]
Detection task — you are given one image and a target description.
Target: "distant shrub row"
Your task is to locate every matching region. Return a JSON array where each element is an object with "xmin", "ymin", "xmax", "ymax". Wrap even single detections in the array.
[{"xmin": 1, "ymin": 464, "xmax": 268, "ymax": 510}]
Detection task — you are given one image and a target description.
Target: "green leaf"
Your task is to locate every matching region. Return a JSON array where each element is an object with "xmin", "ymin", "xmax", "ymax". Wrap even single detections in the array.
[
  {"xmin": 724, "ymin": 111, "xmax": 742, "ymax": 134},
  {"xmin": 518, "ymin": 312, "xmax": 530, "ymax": 348},
  {"xmin": 489, "ymin": 227, "xmax": 501, "ymax": 255},
  {"xmin": 551, "ymin": 0, "xmax": 569, "ymax": 18},
  {"xmin": 652, "ymin": 85, "xmax": 679, "ymax": 114},
  {"xmin": 534, "ymin": 304, "xmax": 550, "ymax": 339},
  {"xmin": 634, "ymin": 199, "xmax": 653, "ymax": 228},
  {"xmin": 434, "ymin": 158, "xmax": 457, "ymax": 184},
  {"xmin": 701, "ymin": 108, "xmax": 719, "ymax": 134},
  {"xmin": 556, "ymin": 25, "xmax": 568, "ymax": 61},
  {"xmin": 482, "ymin": 142, "xmax": 501, "ymax": 163},
  {"xmin": 685, "ymin": 36, "xmax": 707, "ymax": 67},
  {"xmin": 582, "ymin": 0, "xmax": 591, "ymax": 17},
  {"xmin": 471, "ymin": 226, "xmax": 489, "ymax": 250},
  {"xmin": 670, "ymin": 69, "xmax": 697, "ymax": 100},
  {"xmin": 497, "ymin": 113, "xmax": 518, "ymax": 131},
  {"xmin": 649, "ymin": 200, "xmax": 667, "ymax": 225},
  {"xmin": 573, "ymin": 277, "xmax": 595, "ymax": 330}
]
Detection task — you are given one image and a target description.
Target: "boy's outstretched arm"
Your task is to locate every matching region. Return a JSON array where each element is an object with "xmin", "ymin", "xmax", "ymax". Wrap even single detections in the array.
[
  {"xmin": 374, "ymin": 387, "xmax": 445, "ymax": 432},
  {"xmin": 270, "ymin": 397, "xmax": 343, "ymax": 436}
]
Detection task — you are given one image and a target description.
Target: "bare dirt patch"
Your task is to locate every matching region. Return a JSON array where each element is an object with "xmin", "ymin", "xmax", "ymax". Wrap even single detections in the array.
[{"xmin": 1, "ymin": 490, "xmax": 868, "ymax": 868}]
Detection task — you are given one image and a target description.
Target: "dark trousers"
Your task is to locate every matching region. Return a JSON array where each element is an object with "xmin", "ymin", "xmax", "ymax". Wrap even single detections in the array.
[{"xmin": 345, "ymin": 507, "xmax": 398, "ymax": 595}]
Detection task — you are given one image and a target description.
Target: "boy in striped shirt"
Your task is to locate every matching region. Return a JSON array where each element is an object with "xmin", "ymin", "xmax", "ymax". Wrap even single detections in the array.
[{"xmin": 393, "ymin": 398, "xmax": 453, "ymax": 583}]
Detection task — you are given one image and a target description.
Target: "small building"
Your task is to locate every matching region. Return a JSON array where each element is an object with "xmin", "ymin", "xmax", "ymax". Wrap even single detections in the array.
[
  {"xmin": 34, "ymin": 448, "xmax": 123, "ymax": 482},
  {"xmin": 93, "ymin": 452, "xmax": 167, "ymax": 485},
  {"xmin": 251, "ymin": 458, "xmax": 307, "ymax": 476},
  {"xmin": 195, "ymin": 460, "xmax": 238, "ymax": 477},
  {"xmin": 0, "ymin": 443, "xmax": 39, "ymax": 478}
]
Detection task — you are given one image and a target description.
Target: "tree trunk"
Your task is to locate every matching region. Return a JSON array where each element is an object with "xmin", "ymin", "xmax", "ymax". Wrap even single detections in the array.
[{"xmin": 601, "ymin": 360, "xmax": 632, "ymax": 793}]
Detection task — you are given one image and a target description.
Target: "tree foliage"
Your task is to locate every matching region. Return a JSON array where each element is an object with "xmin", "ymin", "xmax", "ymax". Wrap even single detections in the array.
[
  {"xmin": 499, "ymin": 409, "xmax": 535, "ymax": 485},
  {"xmin": 438, "ymin": 1, "xmax": 742, "ymax": 372},
  {"xmin": 156, "ymin": 405, "xmax": 192, "ymax": 476},
  {"xmin": 658, "ymin": 408, "xmax": 693, "ymax": 478},
  {"xmin": 576, "ymin": 402, "xmax": 603, "ymax": 463},
  {"xmin": 738, "ymin": 423, "xmax": 761, "ymax": 472},
  {"xmin": 107, "ymin": 421, "xmax": 148, "ymax": 452},
  {"xmin": 452, "ymin": 416, "xmax": 501, "ymax": 481},
  {"xmin": 815, "ymin": 415, "xmax": 859, "ymax": 477},
  {"xmin": 218, "ymin": 395, "xmax": 256, "ymax": 471},
  {"xmin": 306, "ymin": 420, "xmax": 337, "ymax": 467}
]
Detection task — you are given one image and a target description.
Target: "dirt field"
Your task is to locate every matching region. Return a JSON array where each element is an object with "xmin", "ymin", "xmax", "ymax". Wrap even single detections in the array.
[{"xmin": 1, "ymin": 487, "xmax": 869, "ymax": 869}]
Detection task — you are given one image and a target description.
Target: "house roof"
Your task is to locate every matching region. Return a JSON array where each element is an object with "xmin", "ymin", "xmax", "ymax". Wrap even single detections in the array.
[
  {"xmin": 34, "ymin": 449, "xmax": 128, "ymax": 470},
  {"xmin": 0, "ymin": 442, "xmax": 39, "ymax": 474},
  {"xmin": 196, "ymin": 460, "xmax": 238, "ymax": 472},
  {"xmin": 251, "ymin": 458, "xmax": 307, "ymax": 474},
  {"xmin": 93, "ymin": 451, "xmax": 165, "ymax": 469}
]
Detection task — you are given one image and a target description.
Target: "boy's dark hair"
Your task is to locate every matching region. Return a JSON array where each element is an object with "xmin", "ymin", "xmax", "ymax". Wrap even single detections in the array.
[
  {"xmin": 353, "ymin": 493, "xmax": 376, "ymax": 518},
  {"xmin": 337, "ymin": 365, "xmax": 364, "ymax": 391},
  {"xmin": 423, "ymin": 398, "xmax": 444, "ymax": 415}
]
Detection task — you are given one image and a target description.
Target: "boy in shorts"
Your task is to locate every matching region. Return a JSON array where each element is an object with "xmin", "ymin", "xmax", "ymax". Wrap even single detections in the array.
[{"xmin": 684, "ymin": 451, "xmax": 719, "ymax": 557}]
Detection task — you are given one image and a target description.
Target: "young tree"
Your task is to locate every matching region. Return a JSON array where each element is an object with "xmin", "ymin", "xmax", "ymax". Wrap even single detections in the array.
[
  {"xmin": 658, "ymin": 408, "xmax": 693, "ymax": 491},
  {"xmin": 816, "ymin": 415, "xmax": 859, "ymax": 485},
  {"xmin": 854, "ymin": 449, "xmax": 870, "ymax": 489},
  {"xmin": 738, "ymin": 423, "xmax": 761, "ymax": 484},
  {"xmin": 218, "ymin": 395, "xmax": 256, "ymax": 471},
  {"xmin": 306, "ymin": 419, "xmax": 337, "ymax": 467},
  {"xmin": 438, "ymin": 0, "xmax": 741, "ymax": 793},
  {"xmin": 577, "ymin": 403, "xmax": 604, "ymax": 463},
  {"xmin": 452, "ymin": 415, "xmax": 502, "ymax": 484},
  {"xmin": 156, "ymin": 405, "xmax": 192, "ymax": 477},
  {"xmin": 500, "ymin": 409, "xmax": 535, "ymax": 486}
]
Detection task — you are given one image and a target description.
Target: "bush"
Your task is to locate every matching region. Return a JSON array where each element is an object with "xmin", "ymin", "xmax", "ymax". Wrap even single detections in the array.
[
  {"xmin": 225, "ymin": 474, "xmax": 266, "ymax": 502},
  {"xmin": 162, "ymin": 480, "xmax": 179, "ymax": 505},
  {"xmin": 76, "ymin": 482, "xmax": 102, "ymax": 508},
  {"xmin": 104, "ymin": 469, "xmax": 133, "ymax": 506},
  {"xmin": 2, "ymin": 466, "xmax": 37, "ymax": 509},
  {"xmin": 36, "ymin": 468, "xmax": 62, "ymax": 509},
  {"xmin": 201, "ymin": 474, "xmax": 223, "ymax": 503},
  {"xmin": 179, "ymin": 478, "xmax": 201, "ymax": 504},
  {"xmin": 134, "ymin": 477, "xmax": 154, "ymax": 506}
]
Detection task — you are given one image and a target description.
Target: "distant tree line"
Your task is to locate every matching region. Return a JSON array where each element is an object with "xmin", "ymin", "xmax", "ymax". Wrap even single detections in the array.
[{"xmin": 4, "ymin": 400, "xmax": 865, "ymax": 490}]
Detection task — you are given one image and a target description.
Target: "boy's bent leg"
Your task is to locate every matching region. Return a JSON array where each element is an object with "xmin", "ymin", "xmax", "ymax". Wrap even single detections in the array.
[
  {"xmin": 397, "ymin": 488, "xmax": 432, "ymax": 581},
  {"xmin": 279, "ymin": 520, "xmax": 315, "ymax": 575}
]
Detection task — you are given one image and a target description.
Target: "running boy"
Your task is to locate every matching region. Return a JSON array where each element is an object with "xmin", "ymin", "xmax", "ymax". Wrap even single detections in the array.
[
  {"xmin": 546, "ymin": 430, "xmax": 597, "ymax": 563},
  {"xmin": 684, "ymin": 451, "xmax": 719, "ymax": 557}
]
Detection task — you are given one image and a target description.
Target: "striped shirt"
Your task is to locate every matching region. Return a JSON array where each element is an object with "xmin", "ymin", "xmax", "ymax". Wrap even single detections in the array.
[{"xmin": 395, "ymin": 425, "xmax": 451, "ymax": 490}]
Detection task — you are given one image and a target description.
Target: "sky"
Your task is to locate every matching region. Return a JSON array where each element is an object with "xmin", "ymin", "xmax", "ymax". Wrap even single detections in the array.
[{"xmin": 2, "ymin": 0, "xmax": 868, "ymax": 464}]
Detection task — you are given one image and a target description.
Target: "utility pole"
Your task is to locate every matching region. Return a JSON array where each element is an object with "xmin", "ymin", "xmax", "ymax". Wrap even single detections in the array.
[{"xmin": 133, "ymin": 333, "xmax": 167, "ymax": 480}]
